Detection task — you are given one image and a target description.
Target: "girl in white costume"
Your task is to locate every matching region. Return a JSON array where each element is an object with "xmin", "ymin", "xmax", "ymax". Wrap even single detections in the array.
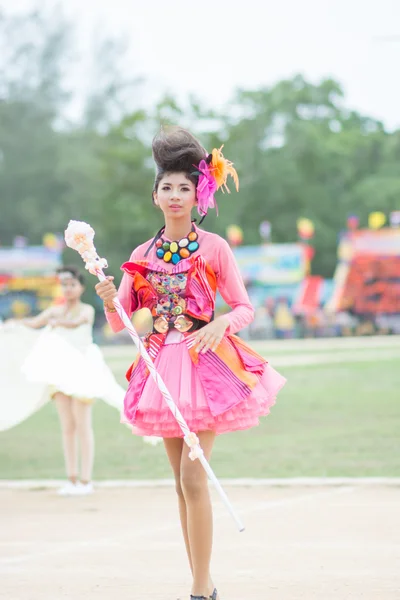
[{"xmin": 0, "ymin": 266, "xmax": 125, "ymax": 495}]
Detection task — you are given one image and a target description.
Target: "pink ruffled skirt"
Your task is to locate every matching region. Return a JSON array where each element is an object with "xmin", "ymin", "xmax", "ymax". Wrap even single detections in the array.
[{"xmin": 122, "ymin": 336, "xmax": 286, "ymax": 438}]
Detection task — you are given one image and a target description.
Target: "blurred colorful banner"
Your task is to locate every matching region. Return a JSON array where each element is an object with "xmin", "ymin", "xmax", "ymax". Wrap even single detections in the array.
[
  {"xmin": 233, "ymin": 244, "xmax": 306, "ymax": 285},
  {"xmin": 327, "ymin": 228, "xmax": 400, "ymax": 315},
  {"xmin": 350, "ymin": 228, "xmax": 400, "ymax": 255},
  {"xmin": 0, "ymin": 245, "xmax": 62, "ymax": 318},
  {"xmin": 293, "ymin": 275, "xmax": 325, "ymax": 315}
]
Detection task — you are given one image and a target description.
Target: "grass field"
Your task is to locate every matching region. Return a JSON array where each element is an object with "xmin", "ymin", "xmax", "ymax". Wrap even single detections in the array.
[
  {"xmin": 3, "ymin": 337, "xmax": 400, "ymax": 600},
  {"xmin": 1, "ymin": 337, "xmax": 400, "ymax": 479}
]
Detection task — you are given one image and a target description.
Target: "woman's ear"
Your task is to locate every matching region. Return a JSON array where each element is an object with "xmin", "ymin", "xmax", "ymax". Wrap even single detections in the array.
[{"xmin": 153, "ymin": 191, "xmax": 158, "ymax": 206}]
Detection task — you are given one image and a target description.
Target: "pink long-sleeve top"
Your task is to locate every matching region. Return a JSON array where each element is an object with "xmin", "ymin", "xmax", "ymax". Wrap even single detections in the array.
[{"xmin": 105, "ymin": 225, "xmax": 254, "ymax": 336}]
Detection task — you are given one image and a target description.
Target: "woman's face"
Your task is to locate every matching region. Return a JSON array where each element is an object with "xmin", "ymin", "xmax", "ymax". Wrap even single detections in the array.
[
  {"xmin": 153, "ymin": 172, "xmax": 197, "ymax": 220},
  {"xmin": 59, "ymin": 274, "xmax": 84, "ymax": 301}
]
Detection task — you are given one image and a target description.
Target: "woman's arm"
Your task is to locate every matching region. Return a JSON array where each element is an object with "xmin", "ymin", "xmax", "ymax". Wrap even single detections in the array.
[
  {"xmin": 101, "ymin": 249, "xmax": 139, "ymax": 333},
  {"xmin": 20, "ymin": 307, "xmax": 55, "ymax": 329},
  {"xmin": 215, "ymin": 238, "xmax": 255, "ymax": 335}
]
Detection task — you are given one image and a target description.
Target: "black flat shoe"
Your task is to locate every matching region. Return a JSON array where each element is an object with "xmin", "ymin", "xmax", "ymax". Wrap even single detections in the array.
[{"xmin": 209, "ymin": 589, "xmax": 218, "ymax": 600}]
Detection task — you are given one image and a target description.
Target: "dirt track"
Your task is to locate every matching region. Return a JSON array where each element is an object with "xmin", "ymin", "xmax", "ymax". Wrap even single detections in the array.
[{"xmin": 1, "ymin": 484, "xmax": 399, "ymax": 599}]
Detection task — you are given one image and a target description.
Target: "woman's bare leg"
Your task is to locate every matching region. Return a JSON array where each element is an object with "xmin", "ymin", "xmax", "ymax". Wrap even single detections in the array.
[
  {"xmin": 164, "ymin": 436, "xmax": 216, "ymax": 597},
  {"xmin": 180, "ymin": 431, "xmax": 216, "ymax": 598},
  {"xmin": 164, "ymin": 437, "xmax": 193, "ymax": 573},
  {"xmin": 54, "ymin": 392, "xmax": 77, "ymax": 481},
  {"xmin": 72, "ymin": 398, "xmax": 94, "ymax": 483}
]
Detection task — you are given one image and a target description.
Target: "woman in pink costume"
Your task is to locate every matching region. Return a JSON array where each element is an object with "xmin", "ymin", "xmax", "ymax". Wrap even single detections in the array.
[{"xmin": 95, "ymin": 127, "xmax": 286, "ymax": 600}]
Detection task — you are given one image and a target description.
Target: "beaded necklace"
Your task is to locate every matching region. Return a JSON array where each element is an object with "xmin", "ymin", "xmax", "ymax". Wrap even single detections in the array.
[{"xmin": 155, "ymin": 225, "xmax": 199, "ymax": 264}]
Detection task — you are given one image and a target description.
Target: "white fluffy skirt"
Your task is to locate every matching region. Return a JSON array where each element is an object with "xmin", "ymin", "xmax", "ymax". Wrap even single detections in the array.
[{"xmin": 0, "ymin": 324, "xmax": 125, "ymax": 431}]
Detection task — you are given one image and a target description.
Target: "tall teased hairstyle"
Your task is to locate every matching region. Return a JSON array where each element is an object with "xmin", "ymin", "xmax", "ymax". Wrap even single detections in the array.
[
  {"xmin": 56, "ymin": 265, "xmax": 85, "ymax": 285},
  {"xmin": 152, "ymin": 127, "xmax": 206, "ymax": 195}
]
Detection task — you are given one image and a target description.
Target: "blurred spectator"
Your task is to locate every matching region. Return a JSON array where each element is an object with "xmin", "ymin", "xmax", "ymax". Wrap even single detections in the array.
[
  {"xmin": 249, "ymin": 305, "xmax": 274, "ymax": 339},
  {"xmin": 273, "ymin": 298, "xmax": 295, "ymax": 339}
]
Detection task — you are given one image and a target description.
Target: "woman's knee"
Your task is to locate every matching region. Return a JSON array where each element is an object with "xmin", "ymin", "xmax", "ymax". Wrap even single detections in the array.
[
  {"xmin": 174, "ymin": 475, "xmax": 184, "ymax": 499},
  {"xmin": 75, "ymin": 418, "xmax": 93, "ymax": 439},
  {"xmin": 73, "ymin": 402, "xmax": 93, "ymax": 433},
  {"xmin": 180, "ymin": 470, "xmax": 207, "ymax": 502},
  {"xmin": 61, "ymin": 420, "xmax": 76, "ymax": 437}
]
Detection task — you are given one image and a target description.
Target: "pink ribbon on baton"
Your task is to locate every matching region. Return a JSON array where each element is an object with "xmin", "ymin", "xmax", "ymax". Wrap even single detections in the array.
[{"xmin": 64, "ymin": 220, "xmax": 244, "ymax": 532}]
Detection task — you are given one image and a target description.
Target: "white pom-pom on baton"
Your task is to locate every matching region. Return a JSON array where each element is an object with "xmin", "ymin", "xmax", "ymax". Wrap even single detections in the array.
[
  {"xmin": 65, "ymin": 220, "xmax": 108, "ymax": 275},
  {"xmin": 64, "ymin": 220, "xmax": 245, "ymax": 532},
  {"xmin": 184, "ymin": 432, "xmax": 204, "ymax": 461}
]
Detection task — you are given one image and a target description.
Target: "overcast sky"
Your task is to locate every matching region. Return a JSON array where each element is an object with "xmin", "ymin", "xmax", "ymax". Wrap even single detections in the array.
[{"xmin": 2, "ymin": 0, "xmax": 400, "ymax": 129}]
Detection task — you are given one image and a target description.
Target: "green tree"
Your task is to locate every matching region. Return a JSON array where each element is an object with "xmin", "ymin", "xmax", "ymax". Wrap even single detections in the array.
[
  {"xmin": 0, "ymin": 7, "xmax": 73, "ymax": 245},
  {"xmin": 1, "ymin": 6, "xmax": 399, "ymax": 287},
  {"xmin": 214, "ymin": 75, "xmax": 399, "ymax": 276}
]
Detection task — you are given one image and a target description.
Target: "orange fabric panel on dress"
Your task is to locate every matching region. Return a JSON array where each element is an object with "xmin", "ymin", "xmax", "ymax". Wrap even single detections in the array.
[
  {"xmin": 230, "ymin": 335, "xmax": 267, "ymax": 362},
  {"xmin": 211, "ymin": 337, "xmax": 259, "ymax": 390}
]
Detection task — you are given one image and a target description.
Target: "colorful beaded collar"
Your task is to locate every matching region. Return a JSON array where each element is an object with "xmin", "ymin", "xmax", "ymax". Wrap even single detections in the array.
[{"xmin": 155, "ymin": 226, "xmax": 199, "ymax": 264}]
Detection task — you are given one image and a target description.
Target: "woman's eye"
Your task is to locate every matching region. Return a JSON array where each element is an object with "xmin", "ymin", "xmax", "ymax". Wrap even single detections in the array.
[{"xmin": 162, "ymin": 186, "xmax": 170, "ymax": 191}]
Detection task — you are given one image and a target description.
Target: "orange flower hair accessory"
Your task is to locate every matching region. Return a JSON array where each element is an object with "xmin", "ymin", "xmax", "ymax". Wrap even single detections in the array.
[
  {"xmin": 210, "ymin": 146, "xmax": 239, "ymax": 193},
  {"xmin": 194, "ymin": 145, "xmax": 239, "ymax": 218}
]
